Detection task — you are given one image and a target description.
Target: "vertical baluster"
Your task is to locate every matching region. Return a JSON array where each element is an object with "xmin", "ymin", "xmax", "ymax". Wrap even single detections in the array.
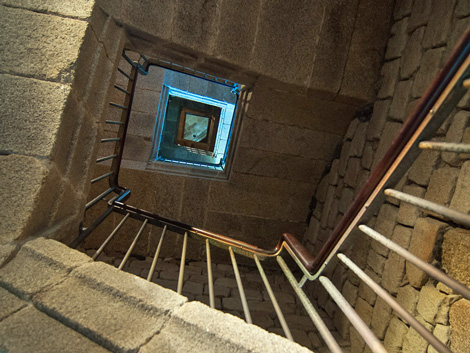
[
  {"xmin": 93, "ymin": 213, "xmax": 130, "ymax": 260},
  {"xmin": 277, "ymin": 256, "xmax": 342, "ymax": 353},
  {"xmin": 177, "ymin": 232, "xmax": 188, "ymax": 295},
  {"xmin": 229, "ymin": 247, "xmax": 252, "ymax": 324},
  {"xmin": 254, "ymin": 255, "xmax": 293, "ymax": 340},
  {"xmin": 206, "ymin": 239, "xmax": 215, "ymax": 309},
  {"xmin": 319, "ymin": 276, "xmax": 386, "ymax": 353},
  {"xmin": 147, "ymin": 225, "xmax": 167, "ymax": 281},
  {"xmin": 118, "ymin": 219, "xmax": 148, "ymax": 270}
]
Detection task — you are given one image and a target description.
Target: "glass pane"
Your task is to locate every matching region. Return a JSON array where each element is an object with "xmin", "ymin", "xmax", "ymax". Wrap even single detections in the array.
[{"xmin": 183, "ymin": 113, "xmax": 210, "ymax": 142}]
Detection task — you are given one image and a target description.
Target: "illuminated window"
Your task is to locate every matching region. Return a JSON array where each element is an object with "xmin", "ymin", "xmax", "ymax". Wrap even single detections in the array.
[{"xmin": 150, "ymin": 64, "xmax": 241, "ymax": 178}]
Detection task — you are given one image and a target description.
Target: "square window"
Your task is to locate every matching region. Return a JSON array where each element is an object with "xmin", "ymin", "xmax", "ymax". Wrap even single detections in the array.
[{"xmin": 148, "ymin": 63, "xmax": 244, "ymax": 179}]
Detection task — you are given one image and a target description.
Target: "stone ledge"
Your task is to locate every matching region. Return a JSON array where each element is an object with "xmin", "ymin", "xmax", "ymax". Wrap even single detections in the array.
[
  {"xmin": 0, "ymin": 305, "xmax": 111, "ymax": 353},
  {"xmin": 140, "ymin": 301, "xmax": 313, "ymax": 353},
  {"xmin": 0, "ymin": 287, "xmax": 26, "ymax": 322},
  {"xmin": 33, "ymin": 261, "xmax": 187, "ymax": 353},
  {"xmin": 0, "ymin": 237, "xmax": 91, "ymax": 299}
]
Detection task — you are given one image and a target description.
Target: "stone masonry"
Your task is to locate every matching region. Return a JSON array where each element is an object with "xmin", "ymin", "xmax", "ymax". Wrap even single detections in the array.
[
  {"xmin": 0, "ymin": 238, "xmax": 311, "ymax": 353},
  {"xmin": 0, "ymin": 1, "xmax": 125, "ymax": 259},
  {"xmin": 303, "ymin": 1, "xmax": 470, "ymax": 352},
  {"xmin": 76, "ymin": 246, "xmax": 329, "ymax": 352},
  {"xmin": 4, "ymin": 0, "xmax": 468, "ymax": 352}
]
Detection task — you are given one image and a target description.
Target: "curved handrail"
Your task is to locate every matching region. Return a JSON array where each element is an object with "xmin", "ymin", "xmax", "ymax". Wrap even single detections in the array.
[{"xmin": 112, "ymin": 200, "xmax": 315, "ymax": 263}]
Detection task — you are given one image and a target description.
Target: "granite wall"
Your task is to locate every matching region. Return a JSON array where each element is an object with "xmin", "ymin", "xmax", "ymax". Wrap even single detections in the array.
[{"xmin": 303, "ymin": 1, "xmax": 470, "ymax": 352}]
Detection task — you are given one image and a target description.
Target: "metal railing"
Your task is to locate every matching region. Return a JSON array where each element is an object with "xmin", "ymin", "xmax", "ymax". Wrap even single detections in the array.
[{"xmin": 74, "ymin": 29, "xmax": 470, "ymax": 352}]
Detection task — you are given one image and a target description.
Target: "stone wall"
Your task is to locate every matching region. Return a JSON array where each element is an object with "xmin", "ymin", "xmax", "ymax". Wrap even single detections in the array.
[
  {"xmin": 114, "ymin": 0, "xmax": 394, "ymax": 105},
  {"xmin": 0, "ymin": 1, "xmax": 125, "ymax": 261},
  {"xmin": 303, "ymin": 1, "xmax": 470, "ymax": 352}
]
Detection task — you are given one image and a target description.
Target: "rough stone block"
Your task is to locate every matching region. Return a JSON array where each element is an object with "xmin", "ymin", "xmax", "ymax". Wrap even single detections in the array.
[
  {"xmin": 425, "ymin": 167, "xmax": 460, "ymax": 206},
  {"xmin": 0, "ymin": 155, "xmax": 62, "ymax": 245},
  {"xmin": 239, "ymin": 118, "xmax": 342, "ymax": 162},
  {"xmin": 344, "ymin": 158, "xmax": 361, "ymax": 188},
  {"xmin": 397, "ymin": 184, "xmax": 426, "ymax": 227},
  {"xmin": 0, "ymin": 6, "xmax": 87, "ymax": 82},
  {"xmin": 423, "ymin": 0, "xmax": 456, "ymax": 49},
  {"xmin": 382, "ymin": 252, "xmax": 405, "ymax": 295},
  {"xmin": 449, "ymin": 299, "xmax": 470, "ymax": 353},
  {"xmin": 0, "ymin": 73, "xmax": 76, "ymax": 164},
  {"xmin": 384, "ymin": 317, "xmax": 408, "ymax": 353},
  {"xmin": 442, "ymin": 111, "xmax": 470, "ymax": 166},
  {"xmin": 140, "ymin": 301, "xmax": 311, "ymax": 353},
  {"xmin": 400, "ymin": 26, "xmax": 426, "ymax": 79},
  {"xmin": 250, "ymin": 0, "xmax": 323, "ymax": 87},
  {"xmin": 182, "ymin": 281, "xmax": 204, "ymax": 296},
  {"xmin": 349, "ymin": 122, "xmax": 368, "ymax": 157},
  {"xmin": 308, "ymin": 0, "xmax": 358, "ymax": 99},
  {"xmin": 406, "ymin": 218, "xmax": 446, "ymax": 288},
  {"xmin": 385, "ymin": 18, "xmax": 409, "ymax": 60},
  {"xmin": 372, "ymin": 122, "xmax": 403, "ymax": 170},
  {"xmin": 350, "ymin": 325, "xmax": 366, "ymax": 353},
  {"xmin": 428, "ymin": 324, "xmax": 451, "ymax": 353},
  {"xmin": 371, "ymin": 298, "xmax": 393, "ymax": 339},
  {"xmin": 121, "ymin": 0, "xmax": 173, "ymax": 43},
  {"xmin": 358, "ymin": 268, "xmax": 379, "ymax": 305},
  {"xmin": 417, "ymin": 285, "xmax": 446, "ymax": 324},
  {"xmin": 394, "ymin": 0, "xmax": 413, "ymax": 20},
  {"xmin": 0, "ymin": 287, "xmax": 26, "ymax": 322},
  {"xmin": 232, "ymin": 289, "xmax": 262, "ymax": 301},
  {"xmin": 342, "ymin": 280, "xmax": 358, "ymax": 307},
  {"xmin": 408, "ymin": 150, "xmax": 440, "ymax": 186},
  {"xmin": 339, "ymin": 187, "xmax": 355, "ymax": 214},
  {"xmin": 450, "ymin": 161, "xmax": 470, "ymax": 213},
  {"xmin": 343, "ymin": 118, "xmax": 360, "ymax": 141},
  {"xmin": 367, "ymin": 249, "xmax": 386, "ymax": 275},
  {"xmin": 407, "ymin": 0, "xmax": 433, "ymax": 32},
  {"xmin": 455, "ymin": 0, "xmax": 470, "ymax": 17},
  {"xmin": 2, "ymin": 0, "xmax": 94, "ymax": 19},
  {"xmin": 389, "ymin": 80, "xmax": 413, "ymax": 122},
  {"xmin": 0, "ymin": 306, "xmax": 110, "ymax": 353},
  {"xmin": 0, "ymin": 238, "xmax": 91, "ymax": 298},
  {"xmin": 338, "ymin": 0, "xmax": 394, "ymax": 104},
  {"xmin": 327, "ymin": 198, "xmax": 340, "ymax": 229},
  {"xmin": 34, "ymin": 262, "xmax": 186, "ymax": 352},
  {"xmin": 367, "ymin": 100, "xmax": 391, "ymax": 140},
  {"xmin": 373, "ymin": 203, "xmax": 399, "ymax": 255},
  {"xmin": 233, "ymin": 147, "xmax": 326, "ymax": 184},
  {"xmin": 247, "ymin": 83, "xmax": 356, "ymax": 135},
  {"xmin": 378, "ymin": 59, "xmax": 401, "ymax": 99},
  {"xmin": 321, "ymin": 186, "xmax": 336, "ymax": 229},
  {"xmin": 213, "ymin": 0, "xmax": 260, "ymax": 68},
  {"xmin": 402, "ymin": 315, "xmax": 431, "ymax": 353},
  {"xmin": 362, "ymin": 142, "xmax": 376, "ymax": 169},
  {"xmin": 441, "ymin": 227, "xmax": 470, "ymax": 287},
  {"xmin": 397, "ymin": 285, "xmax": 420, "ymax": 316},
  {"xmin": 391, "ymin": 224, "xmax": 412, "ymax": 249},
  {"xmin": 355, "ymin": 297, "xmax": 373, "ymax": 325},
  {"xmin": 412, "ymin": 48, "xmax": 446, "ymax": 98},
  {"xmin": 328, "ymin": 159, "xmax": 340, "ymax": 187}
]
